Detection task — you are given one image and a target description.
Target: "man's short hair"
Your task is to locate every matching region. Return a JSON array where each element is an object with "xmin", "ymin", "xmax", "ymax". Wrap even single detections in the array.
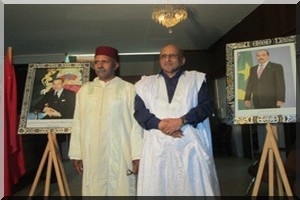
[{"xmin": 257, "ymin": 49, "xmax": 269, "ymax": 56}]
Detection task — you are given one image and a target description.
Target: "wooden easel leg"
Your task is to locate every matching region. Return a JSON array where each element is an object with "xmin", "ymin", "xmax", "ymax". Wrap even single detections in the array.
[
  {"xmin": 268, "ymin": 148, "xmax": 274, "ymax": 196},
  {"xmin": 251, "ymin": 123, "xmax": 293, "ymax": 198},
  {"xmin": 267, "ymin": 125, "xmax": 293, "ymax": 197},
  {"xmin": 28, "ymin": 133, "xmax": 71, "ymax": 197},
  {"xmin": 277, "ymin": 168, "xmax": 284, "ymax": 196},
  {"xmin": 29, "ymin": 143, "xmax": 50, "ymax": 196},
  {"xmin": 48, "ymin": 133, "xmax": 66, "ymax": 196},
  {"xmin": 251, "ymin": 128, "xmax": 270, "ymax": 196},
  {"xmin": 51, "ymin": 134, "xmax": 71, "ymax": 196},
  {"xmin": 44, "ymin": 151, "xmax": 53, "ymax": 196},
  {"xmin": 271, "ymin": 125, "xmax": 284, "ymax": 196}
]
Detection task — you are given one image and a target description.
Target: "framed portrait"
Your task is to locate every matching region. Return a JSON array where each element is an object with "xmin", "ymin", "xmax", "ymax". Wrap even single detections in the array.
[
  {"xmin": 226, "ymin": 35, "xmax": 297, "ymax": 124},
  {"xmin": 18, "ymin": 63, "xmax": 90, "ymax": 134}
]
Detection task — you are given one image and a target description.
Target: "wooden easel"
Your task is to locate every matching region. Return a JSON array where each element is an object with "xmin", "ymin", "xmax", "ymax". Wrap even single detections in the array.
[
  {"xmin": 251, "ymin": 123, "xmax": 293, "ymax": 197},
  {"xmin": 29, "ymin": 132, "xmax": 71, "ymax": 196}
]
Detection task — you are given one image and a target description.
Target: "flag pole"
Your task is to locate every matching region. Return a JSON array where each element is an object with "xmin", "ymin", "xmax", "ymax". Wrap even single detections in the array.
[{"xmin": 8, "ymin": 46, "xmax": 12, "ymax": 63}]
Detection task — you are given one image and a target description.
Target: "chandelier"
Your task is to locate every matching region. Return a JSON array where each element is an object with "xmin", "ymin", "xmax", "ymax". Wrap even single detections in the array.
[{"xmin": 152, "ymin": 4, "xmax": 188, "ymax": 33}]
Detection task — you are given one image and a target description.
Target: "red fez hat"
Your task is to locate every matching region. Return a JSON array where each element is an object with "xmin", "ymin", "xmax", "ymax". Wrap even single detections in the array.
[{"xmin": 95, "ymin": 46, "xmax": 119, "ymax": 62}]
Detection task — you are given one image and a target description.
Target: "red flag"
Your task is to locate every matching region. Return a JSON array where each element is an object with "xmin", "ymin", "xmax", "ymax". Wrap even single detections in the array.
[{"xmin": 4, "ymin": 50, "xmax": 26, "ymax": 196}]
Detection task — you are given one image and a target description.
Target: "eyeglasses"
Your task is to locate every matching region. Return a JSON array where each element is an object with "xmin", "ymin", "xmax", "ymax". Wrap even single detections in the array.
[{"xmin": 160, "ymin": 53, "xmax": 179, "ymax": 59}]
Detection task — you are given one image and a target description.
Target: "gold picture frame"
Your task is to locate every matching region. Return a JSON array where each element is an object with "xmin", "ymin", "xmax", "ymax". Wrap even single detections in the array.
[{"xmin": 18, "ymin": 63, "xmax": 90, "ymax": 134}]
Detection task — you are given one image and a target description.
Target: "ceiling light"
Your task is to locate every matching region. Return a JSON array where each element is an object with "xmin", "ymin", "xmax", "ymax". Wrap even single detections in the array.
[{"xmin": 152, "ymin": 4, "xmax": 188, "ymax": 33}]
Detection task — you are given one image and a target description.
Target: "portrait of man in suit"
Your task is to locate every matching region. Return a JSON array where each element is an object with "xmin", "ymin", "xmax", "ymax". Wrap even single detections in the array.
[
  {"xmin": 244, "ymin": 49, "xmax": 285, "ymax": 109},
  {"xmin": 35, "ymin": 77, "xmax": 76, "ymax": 119}
]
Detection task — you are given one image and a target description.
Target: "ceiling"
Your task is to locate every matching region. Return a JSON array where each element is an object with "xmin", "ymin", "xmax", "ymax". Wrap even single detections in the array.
[{"xmin": 4, "ymin": 4, "xmax": 261, "ymax": 58}]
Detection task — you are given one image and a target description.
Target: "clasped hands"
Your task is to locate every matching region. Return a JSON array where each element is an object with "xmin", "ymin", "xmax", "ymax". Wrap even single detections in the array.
[
  {"xmin": 158, "ymin": 118, "xmax": 184, "ymax": 138},
  {"xmin": 43, "ymin": 106, "xmax": 62, "ymax": 117}
]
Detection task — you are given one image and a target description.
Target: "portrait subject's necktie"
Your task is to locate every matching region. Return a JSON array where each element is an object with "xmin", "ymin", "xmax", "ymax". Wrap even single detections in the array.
[
  {"xmin": 54, "ymin": 91, "xmax": 59, "ymax": 99},
  {"xmin": 257, "ymin": 64, "xmax": 264, "ymax": 79}
]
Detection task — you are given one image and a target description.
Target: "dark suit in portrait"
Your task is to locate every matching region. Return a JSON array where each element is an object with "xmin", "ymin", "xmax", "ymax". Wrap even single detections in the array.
[
  {"xmin": 36, "ymin": 88, "xmax": 76, "ymax": 119},
  {"xmin": 244, "ymin": 62, "xmax": 285, "ymax": 109}
]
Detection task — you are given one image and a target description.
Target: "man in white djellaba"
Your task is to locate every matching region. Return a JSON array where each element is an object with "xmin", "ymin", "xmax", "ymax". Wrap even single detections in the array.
[
  {"xmin": 68, "ymin": 46, "xmax": 143, "ymax": 196},
  {"xmin": 134, "ymin": 44, "xmax": 220, "ymax": 196}
]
